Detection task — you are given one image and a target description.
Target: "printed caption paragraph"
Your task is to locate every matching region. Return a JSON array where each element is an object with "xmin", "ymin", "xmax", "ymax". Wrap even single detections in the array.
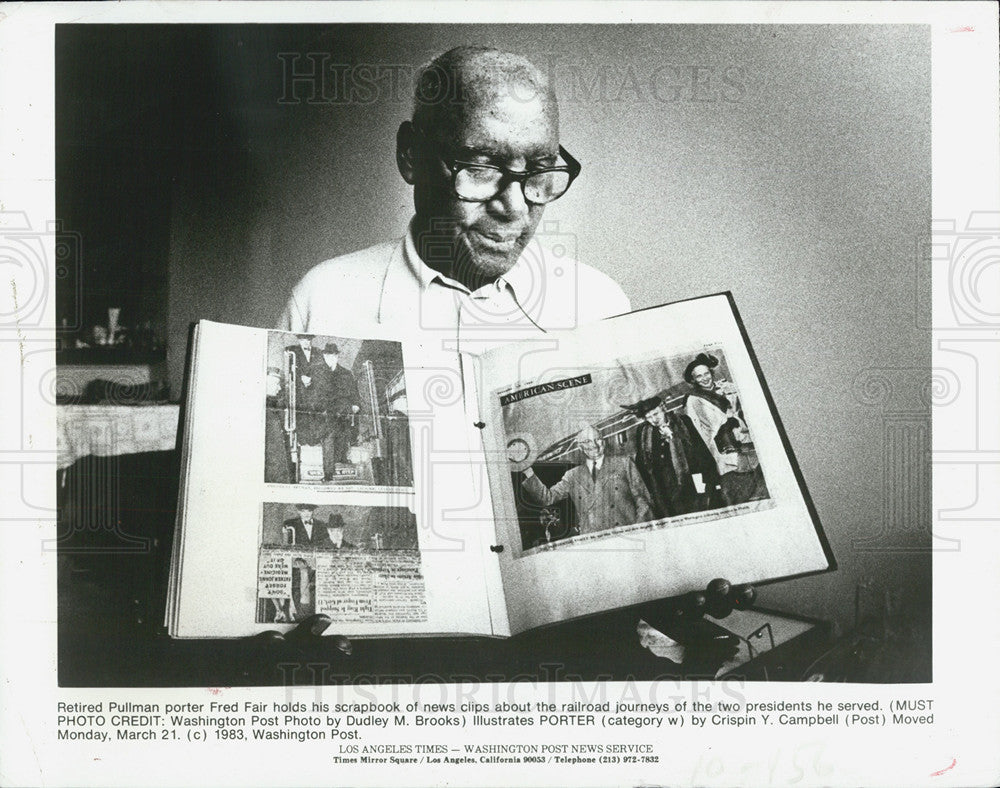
[{"xmin": 55, "ymin": 696, "xmax": 935, "ymax": 764}]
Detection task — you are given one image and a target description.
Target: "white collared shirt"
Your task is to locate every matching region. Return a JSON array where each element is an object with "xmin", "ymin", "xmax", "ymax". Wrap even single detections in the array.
[
  {"xmin": 278, "ymin": 219, "xmax": 630, "ymax": 354},
  {"xmin": 586, "ymin": 456, "xmax": 605, "ymax": 477}
]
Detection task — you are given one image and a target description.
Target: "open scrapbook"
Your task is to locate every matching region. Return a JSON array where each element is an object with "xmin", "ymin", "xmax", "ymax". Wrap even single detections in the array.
[{"xmin": 166, "ymin": 293, "xmax": 833, "ymax": 638}]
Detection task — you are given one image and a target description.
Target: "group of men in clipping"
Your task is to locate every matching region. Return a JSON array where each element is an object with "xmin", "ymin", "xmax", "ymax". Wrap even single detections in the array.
[
  {"xmin": 520, "ymin": 352, "xmax": 769, "ymax": 546},
  {"xmin": 283, "ymin": 503, "xmax": 355, "ymax": 549}
]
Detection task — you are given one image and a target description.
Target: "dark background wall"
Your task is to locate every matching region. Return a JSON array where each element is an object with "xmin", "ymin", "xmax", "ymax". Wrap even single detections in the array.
[{"xmin": 56, "ymin": 24, "xmax": 931, "ymax": 637}]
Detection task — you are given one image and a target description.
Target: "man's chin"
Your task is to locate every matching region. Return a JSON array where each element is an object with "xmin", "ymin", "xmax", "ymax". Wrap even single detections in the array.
[{"xmin": 457, "ymin": 239, "xmax": 525, "ymax": 284}]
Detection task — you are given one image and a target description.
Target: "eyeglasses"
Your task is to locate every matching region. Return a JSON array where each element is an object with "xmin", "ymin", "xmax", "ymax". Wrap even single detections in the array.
[{"xmin": 414, "ymin": 128, "xmax": 581, "ymax": 205}]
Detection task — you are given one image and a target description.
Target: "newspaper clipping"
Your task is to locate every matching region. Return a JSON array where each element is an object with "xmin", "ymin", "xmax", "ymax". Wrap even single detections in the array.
[
  {"xmin": 263, "ymin": 330, "xmax": 412, "ymax": 490},
  {"xmin": 256, "ymin": 501, "xmax": 426, "ymax": 625},
  {"xmin": 500, "ymin": 347, "xmax": 773, "ymax": 556}
]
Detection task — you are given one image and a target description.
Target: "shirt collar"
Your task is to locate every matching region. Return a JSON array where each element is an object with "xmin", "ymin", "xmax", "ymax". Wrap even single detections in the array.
[
  {"xmin": 402, "ymin": 221, "xmax": 451, "ymax": 291},
  {"xmin": 497, "ymin": 255, "xmax": 536, "ymax": 304},
  {"xmin": 402, "ymin": 219, "xmax": 536, "ymax": 302}
]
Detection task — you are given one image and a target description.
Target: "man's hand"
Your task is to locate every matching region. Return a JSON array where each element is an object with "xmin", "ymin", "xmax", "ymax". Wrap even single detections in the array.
[
  {"xmin": 245, "ymin": 614, "xmax": 353, "ymax": 683},
  {"xmin": 281, "ymin": 614, "xmax": 352, "ymax": 655}
]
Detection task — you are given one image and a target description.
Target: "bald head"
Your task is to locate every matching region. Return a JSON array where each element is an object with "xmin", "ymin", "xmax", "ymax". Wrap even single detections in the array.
[
  {"xmin": 413, "ymin": 46, "xmax": 558, "ymax": 143},
  {"xmin": 396, "ymin": 46, "xmax": 565, "ymax": 290}
]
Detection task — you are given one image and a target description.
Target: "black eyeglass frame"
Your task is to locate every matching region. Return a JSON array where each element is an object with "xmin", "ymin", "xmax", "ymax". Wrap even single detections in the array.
[{"xmin": 413, "ymin": 128, "xmax": 582, "ymax": 205}]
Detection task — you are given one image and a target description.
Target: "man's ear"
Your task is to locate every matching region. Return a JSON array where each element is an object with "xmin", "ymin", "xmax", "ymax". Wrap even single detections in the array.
[{"xmin": 396, "ymin": 121, "xmax": 417, "ymax": 184}]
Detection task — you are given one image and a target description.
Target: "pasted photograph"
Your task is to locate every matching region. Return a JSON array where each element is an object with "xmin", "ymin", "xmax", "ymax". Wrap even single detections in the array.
[
  {"xmin": 256, "ymin": 501, "xmax": 424, "ymax": 625},
  {"xmin": 503, "ymin": 348, "xmax": 771, "ymax": 553},
  {"xmin": 259, "ymin": 500, "xmax": 420, "ymax": 551},
  {"xmin": 263, "ymin": 330, "xmax": 412, "ymax": 488}
]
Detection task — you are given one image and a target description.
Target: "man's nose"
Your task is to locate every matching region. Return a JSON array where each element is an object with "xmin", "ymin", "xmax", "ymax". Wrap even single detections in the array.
[{"xmin": 488, "ymin": 177, "xmax": 530, "ymax": 220}]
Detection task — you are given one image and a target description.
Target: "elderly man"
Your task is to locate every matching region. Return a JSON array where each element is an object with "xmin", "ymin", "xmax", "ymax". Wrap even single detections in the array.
[
  {"xmin": 521, "ymin": 426, "xmax": 653, "ymax": 535},
  {"xmin": 278, "ymin": 46, "xmax": 629, "ymax": 345}
]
